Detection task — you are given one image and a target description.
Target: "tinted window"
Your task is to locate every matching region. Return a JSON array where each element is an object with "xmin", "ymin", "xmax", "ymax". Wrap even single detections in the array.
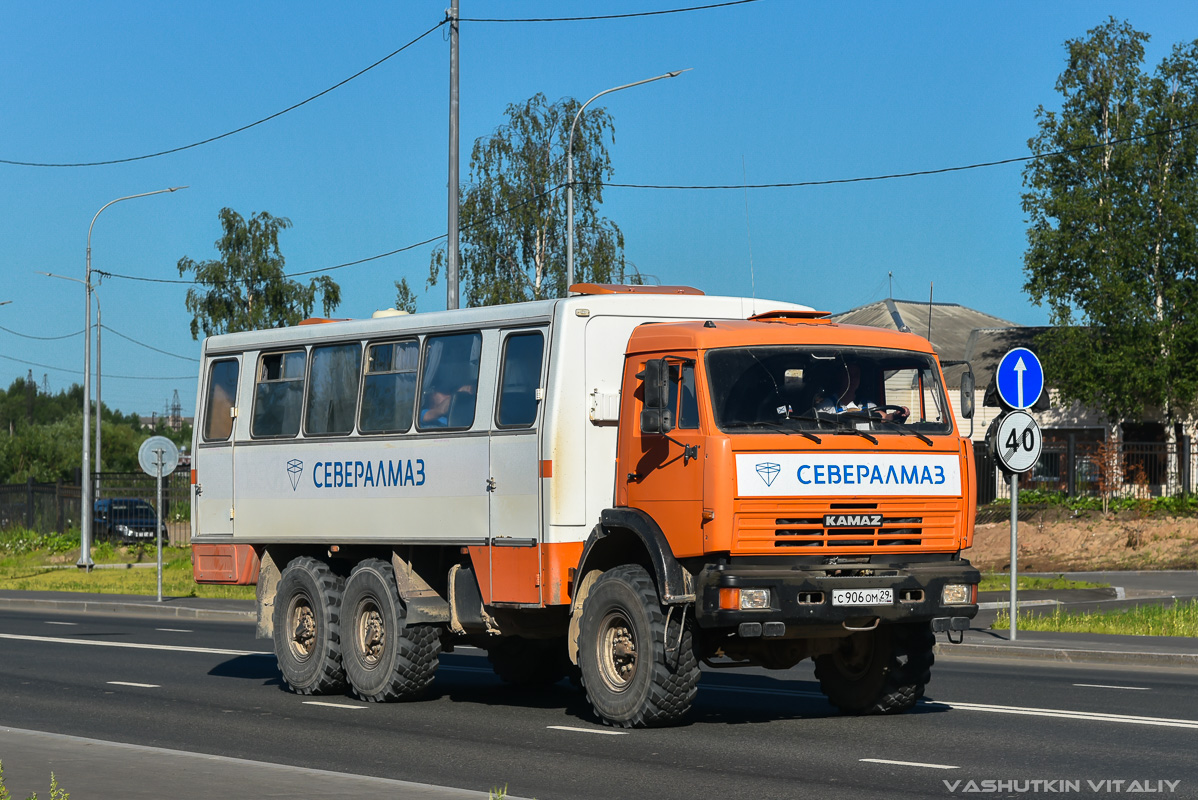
[
  {"xmin": 203, "ymin": 359, "xmax": 239, "ymax": 441},
  {"xmin": 496, "ymin": 332, "xmax": 544, "ymax": 428},
  {"xmin": 360, "ymin": 340, "xmax": 419, "ymax": 433},
  {"xmin": 418, "ymin": 332, "xmax": 482, "ymax": 430},
  {"xmin": 305, "ymin": 343, "xmax": 362, "ymax": 435},
  {"xmin": 252, "ymin": 350, "xmax": 306, "ymax": 437}
]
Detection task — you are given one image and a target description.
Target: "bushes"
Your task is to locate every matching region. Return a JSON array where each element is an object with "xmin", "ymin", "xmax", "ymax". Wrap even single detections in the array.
[{"xmin": 0, "ymin": 528, "xmax": 76, "ymax": 556}]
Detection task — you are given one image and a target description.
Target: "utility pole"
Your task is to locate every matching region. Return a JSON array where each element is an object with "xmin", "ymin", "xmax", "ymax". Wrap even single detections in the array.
[{"xmin": 446, "ymin": 0, "xmax": 460, "ymax": 310}]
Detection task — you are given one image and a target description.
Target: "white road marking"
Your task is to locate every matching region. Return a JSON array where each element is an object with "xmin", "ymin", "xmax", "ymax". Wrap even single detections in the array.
[
  {"xmin": 1073, "ymin": 683, "xmax": 1150, "ymax": 691},
  {"xmin": 107, "ymin": 681, "xmax": 160, "ymax": 689},
  {"xmin": 302, "ymin": 701, "xmax": 367, "ymax": 710},
  {"xmin": 860, "ymin": 758, "xmax": 959, "ymax": 770},
  {"xmin": 156, "ymin": 628, "xmax": 192, "ymax": 633},
  {"xmin": 927, "ymin": 700, "xmax": 1198, "ymax": 729},
  {"xmin": 0, "ymin": 632, "xmax": 269, "ymax": 657},
  {"xmin": 547, "ymin": 725, "xmax": 629, "ymax": 736},
  {"xmin": 44, "ymin": 621, "xmax": 78, "ymax": 626}
]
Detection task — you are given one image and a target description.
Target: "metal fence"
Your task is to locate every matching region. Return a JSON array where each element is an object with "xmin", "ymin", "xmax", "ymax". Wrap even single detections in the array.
[
  {"xmin": 977, "ymin": 438, "xmax": 1197, "ymax": 504},
  {"xmin": 0, "ymin": 471, "xmax": 191, "ymax": 545}
]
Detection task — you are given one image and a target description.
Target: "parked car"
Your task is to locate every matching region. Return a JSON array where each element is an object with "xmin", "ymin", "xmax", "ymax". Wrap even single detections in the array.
[{"xmin": 93, "ymin": 498, "xmax": 165, "ymax": 543}]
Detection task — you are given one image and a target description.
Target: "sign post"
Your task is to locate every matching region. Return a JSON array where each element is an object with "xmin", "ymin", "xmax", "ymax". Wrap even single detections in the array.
[
  {"xmin": 138, "ymin": 436, "xmax": 179, "ymax": 603},
  {"xmin": 992, "ymin": 346, "xmax": 1046, "ymax": 642}
]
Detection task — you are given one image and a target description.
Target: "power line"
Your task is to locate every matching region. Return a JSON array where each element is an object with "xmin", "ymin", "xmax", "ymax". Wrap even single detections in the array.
[
  {"xmin": 97, "ymin": 182, "xmax": 568, "ymax": 286},
  {"xmin": 0, "ymin": 19, "xmax": 447, "ymax": 168},
  {"xmin": 461, "ymin": 0, "xmax": 763, "ymax": 23},
  {"xmin": 0, "ymin": 353, "xmax": 192, "ymax": 380},
  {"xmin": 101, "ymin": 325, "xmax": 200, "ymax": 362},
  {"xmin": 599, "ymin": 120, "xmax": 1198, "ymax": 190},
  {"xmin": 0, "ymin": 325, "xmax": 83, "ymax": 341}
]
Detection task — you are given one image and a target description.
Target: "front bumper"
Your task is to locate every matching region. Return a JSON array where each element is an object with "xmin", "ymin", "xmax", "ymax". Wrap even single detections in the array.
[{"xmin": 694, "ymin": 559, "xmax": 979, "ymax": 629}]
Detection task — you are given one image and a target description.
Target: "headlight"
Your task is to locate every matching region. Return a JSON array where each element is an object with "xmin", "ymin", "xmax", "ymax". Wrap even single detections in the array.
[
  {"xmin": 942, "ymin": 584, "xmax": 973, "ymax": 605},
  {"xmin": 717, "ymin": 587, "xmax": 772, "ymax": 611},
  {"xmin": 115, "ymin": 524, "xmax": 131, "ymax": 535}
]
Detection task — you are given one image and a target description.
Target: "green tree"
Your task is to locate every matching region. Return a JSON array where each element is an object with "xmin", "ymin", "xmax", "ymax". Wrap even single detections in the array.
[
  {"xmin": 1023, "ymin": 19, "xmax": 1198, "ymax": 435},
  {"xmin": 428, "ymin": 93, "xmax": 637, "ymax": 307},
  {"xmin": 394, "ymin": 277, "xmax": 418, "ymax": 314},
  {"xmin": 178, "ymin": 208, "xmax": 341, "ymax": 338}
]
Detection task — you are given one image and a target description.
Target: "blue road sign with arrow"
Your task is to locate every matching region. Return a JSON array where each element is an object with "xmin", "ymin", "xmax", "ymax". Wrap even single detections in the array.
[{"xmin": 995, "ymin": 347, "xmax": 1044, "ymax": 410}]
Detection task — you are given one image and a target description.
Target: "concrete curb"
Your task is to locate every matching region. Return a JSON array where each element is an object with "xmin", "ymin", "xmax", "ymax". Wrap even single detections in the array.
[
  {"xmin": 934, "ymin": 641, "xmax": 1198, "ymax": 669},
  {"xmin": 0, "ymin": 595, "xmax": 255, "ymax": 623}
]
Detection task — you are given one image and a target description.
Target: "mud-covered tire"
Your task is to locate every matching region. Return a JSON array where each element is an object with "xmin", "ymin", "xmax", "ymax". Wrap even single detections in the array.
[
  {"xmin": 578, "ymin": 564, "xmax": 699, "ymax": 728},
  {"xmin": 342, "ymin": 559, "xmax": 441, "ymax": 702},
  {"xmin": 814, "ymin": 622, "xmax": 935, "ymax": 715},
  {"xmin": 273, "ymin": 556, "xmax": 346, "ymax": 695},
  {"xmin": 487, "ymin": 637, "xmax": 569, "ymax": 686}
]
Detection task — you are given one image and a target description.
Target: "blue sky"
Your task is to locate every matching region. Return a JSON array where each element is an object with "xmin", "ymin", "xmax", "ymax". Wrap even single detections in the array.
[{"xmin": 2, "ymin": 1, "xmax": 1196, "ymax": 416}]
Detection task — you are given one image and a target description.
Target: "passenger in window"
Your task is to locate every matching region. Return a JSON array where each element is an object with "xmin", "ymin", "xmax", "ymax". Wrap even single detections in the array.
[
  {"xmin": 815, "ymin": 363, "xmax": 908, "ymax": 422},
  {"xmin": 421, "ymin": 378, "xmax": 475, "ymax": 428}
]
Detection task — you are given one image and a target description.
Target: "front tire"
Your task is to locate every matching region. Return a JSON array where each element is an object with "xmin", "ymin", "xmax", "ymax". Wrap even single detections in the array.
[
  {"xmin": 577, "ymin": 565, "xmax": 699, "ymax": 728},
  {"xmin": 273, "ymin": 556, "xmax": 346, "ymax": 695},
  {"xmin": 342, "ymin": 559, "xmax": 441, "ymax": 702},
  {"xmin": 814, "ymin": 622, "xmax": 934, "ymax": 715}
]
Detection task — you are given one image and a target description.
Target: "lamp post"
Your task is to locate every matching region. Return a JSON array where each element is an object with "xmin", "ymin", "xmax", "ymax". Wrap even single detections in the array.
[
  {"xmin": 79, "ymin": 187, "xmax": 187, "ymax": 570},
  {"xmin": 566, "ymin": 69, "xmax": 688, "ymax": 290}
]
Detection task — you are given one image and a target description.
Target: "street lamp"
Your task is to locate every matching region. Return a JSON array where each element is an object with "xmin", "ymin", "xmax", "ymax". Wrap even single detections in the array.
[
  {"xmin": 79, "ymin": 187, "xmax": 187, "ymax": 569},
  {"xmin": 566, "ymin": 69, "xmax": 689, "ymax": 290}
]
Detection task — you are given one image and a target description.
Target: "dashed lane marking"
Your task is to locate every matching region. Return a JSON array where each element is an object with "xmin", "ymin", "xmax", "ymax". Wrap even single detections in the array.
[
  {"xmin": 156, "ymin": 628, "xmax": 193, "ymax": 633},
  {"xmin": 303, "ymin": 701, "xmax": 368, "ymax": 710},
  {"xmin": 860, "ymin": 758, "xmax": 959, "ymax": 770},
  {"xmin": 1073, "ymin": 683, "xmax": 1150, "ymax": 691},
  {"xmin": 0, "ymin": 632, "xmax": 269, "ymax": 657},
  {"xmin": 107, "ymin": 681, "xmax": 160, "ymax": 689},
  {"xmin": 547, "ymin": 725, "xmax": 630, "ymax": 736},
  {"xmin": 927, "ymin": 700, "xmax": 1198, "ymax": 729},
  {"xmin": 45, "ymin": 621, "xmax": 78, "ymax": 626}
]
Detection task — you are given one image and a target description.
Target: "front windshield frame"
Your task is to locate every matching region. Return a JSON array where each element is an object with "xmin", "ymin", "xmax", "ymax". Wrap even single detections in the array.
[{"xmin": 704, "ymin": 345, "xmax": 954, "ymax": 437}]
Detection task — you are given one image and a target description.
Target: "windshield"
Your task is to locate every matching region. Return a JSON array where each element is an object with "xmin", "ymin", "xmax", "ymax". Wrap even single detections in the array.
[{"xmin": 705, "ymin": 346, "xmax": 954, "ymax": 437}]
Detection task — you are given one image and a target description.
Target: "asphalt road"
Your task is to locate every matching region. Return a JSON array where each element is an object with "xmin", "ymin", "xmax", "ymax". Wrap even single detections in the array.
[{"xmin": 1, "ymin": 607, "xmax": 1196, "ymax": 800}]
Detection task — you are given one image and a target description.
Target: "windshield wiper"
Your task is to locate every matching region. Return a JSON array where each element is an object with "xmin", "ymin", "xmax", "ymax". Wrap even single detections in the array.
[
  {"xmin": 875, "ymin": 419, "xmax": 934, "ymax": 446},
  {"xmin": 834, "ymin": 425, "xmax": 879, "ymax": 445},
  {"xmin": 726, "ymin": 420, "xmax": 822, "ymax": 443}
]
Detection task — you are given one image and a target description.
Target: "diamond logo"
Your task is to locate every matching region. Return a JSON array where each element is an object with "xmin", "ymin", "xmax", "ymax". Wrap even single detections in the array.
[
  {"xmin": 755, "ymin": 462, "xmax": 781, "ymax": 487},
  {"xmin": 286, "ymin": 459, "xmax": 304, "ymax": 491}
]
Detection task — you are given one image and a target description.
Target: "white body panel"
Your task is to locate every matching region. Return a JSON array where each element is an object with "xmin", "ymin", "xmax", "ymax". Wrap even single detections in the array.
[{"xmin": 191, "ymin": 293, "xmax": 812, "ymax": 548}]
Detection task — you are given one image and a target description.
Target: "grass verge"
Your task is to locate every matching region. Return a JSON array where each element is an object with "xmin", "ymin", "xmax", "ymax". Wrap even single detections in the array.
[
  {"xmin": 993, "ymin": 599, "xmax": 1198, "ymax": 637},
  {"xmin": 0, "ymin": 528, "xmax": 253, "ymax": 600},
  {"xmin": 978, "ymin": 573, "xmax": 1109, "ymax": 592}
]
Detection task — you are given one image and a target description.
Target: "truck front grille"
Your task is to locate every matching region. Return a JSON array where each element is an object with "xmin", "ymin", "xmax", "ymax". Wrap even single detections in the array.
[{"xmin": 733, "ymin": 501, "xmax": 959, "ymax": 553}]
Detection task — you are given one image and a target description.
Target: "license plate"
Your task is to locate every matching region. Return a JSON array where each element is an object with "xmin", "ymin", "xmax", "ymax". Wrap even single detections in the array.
[{"xmin": 832, "ymin": 588, "xmax": 894, "ymax": 606}]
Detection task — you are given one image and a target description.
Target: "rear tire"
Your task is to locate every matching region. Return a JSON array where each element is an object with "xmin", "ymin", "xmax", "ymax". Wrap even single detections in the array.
[
  {"xmin": 342, "ymin": 559, "xmax": 441, "ymax": 702},
  {"xmin": 577, "ymin": 565, "xmax": 699, "ymax": 728},
  {"xmin": 814, "ymin": 622, "xmax": 934, "ymax": 715},
  {"xmin": 273, "ymin": 556, "xmax": 346, "ymax": 695}
]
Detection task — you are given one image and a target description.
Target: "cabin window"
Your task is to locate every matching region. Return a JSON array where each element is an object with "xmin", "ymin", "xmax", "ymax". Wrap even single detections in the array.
[
  {"xmin": 417, "ymin": 332, "xmax": 482, "ymax": 430},
  {"xmin": 203, "ymin": 359, "xmax": 239, "ymax": 442},
  {"xmin": 305, "ymin": 343, "xmax": 362, "ymax": 436},
  {"xmin": 496, "ymin": 332, "xmax": 544, "ymax": 428},
  {"xmin": 252, "ymin": 350, "xmax": 306, "ymax": 437},
  {"xmin": 360, "ymin": 339, "xmax": 420, "ymax": 434}
]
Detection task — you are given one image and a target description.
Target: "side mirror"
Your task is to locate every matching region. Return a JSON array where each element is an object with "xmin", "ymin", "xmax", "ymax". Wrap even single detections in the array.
[
  {"xmin": 638, "ymin": 358, "xmax": 674, "ymax": 435},
  {"xmin": 960, "ymin": 370, "xmax": 975, "ymax": 420}
]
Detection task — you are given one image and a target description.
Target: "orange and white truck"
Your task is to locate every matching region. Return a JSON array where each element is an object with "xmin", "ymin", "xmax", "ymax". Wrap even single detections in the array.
[{"xmin": 191, "ymin": 284, "xmax": 979, "ymax": 727}]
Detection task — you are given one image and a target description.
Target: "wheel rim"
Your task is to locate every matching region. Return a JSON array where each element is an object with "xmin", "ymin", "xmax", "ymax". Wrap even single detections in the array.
[
  {"xmin": 833, "ymin": 633, "xmax": 874, "ymax": 680},
  {"xmin": 596, "ymin": 609, "xmax": 638, "ymax": 693},
  {"xmin": 354, "ymin": 597, "xmax": 386, "ymax": 669},
  {"xmin": 287, "ymin": 593, "xmax": 317, "ymax": 663}
]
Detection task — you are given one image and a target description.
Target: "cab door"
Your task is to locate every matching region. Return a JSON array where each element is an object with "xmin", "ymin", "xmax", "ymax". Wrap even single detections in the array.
[
  {"xmin": 194, "ymin": 357, "xmax": 240, "ymax": 538},
  {"xmin": 485, "ymin": 329, "xmax": 546, "ymax": 604},
  {"xmin": 621, "ymin": 354, "xmax": 705, "ymax": 557}
]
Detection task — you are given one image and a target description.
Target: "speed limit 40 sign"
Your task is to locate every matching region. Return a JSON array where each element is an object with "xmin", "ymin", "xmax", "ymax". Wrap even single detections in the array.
[{"xmin": 993, "ymin": 410, "xmax": 1042, "ymax": 474}]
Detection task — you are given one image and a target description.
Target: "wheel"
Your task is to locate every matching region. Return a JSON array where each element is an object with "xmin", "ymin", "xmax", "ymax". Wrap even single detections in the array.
[
  {"xmin": 487, "ymin": 637, "xmax": 569, "ymax": 687},
  {"xmin": 814, "ymin": 622, "xmax": 934, "ymax": 715},
  {"xmin": 342, "ymin": 559, "xmax": 441, "ymax": 702},
  {"xmin": 577, "ymin": 565, "xmax": 699, "ymax": 728},
  {"xmin": 273, "ymin": 556, "xmax": 346, "ymax": 695}
]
